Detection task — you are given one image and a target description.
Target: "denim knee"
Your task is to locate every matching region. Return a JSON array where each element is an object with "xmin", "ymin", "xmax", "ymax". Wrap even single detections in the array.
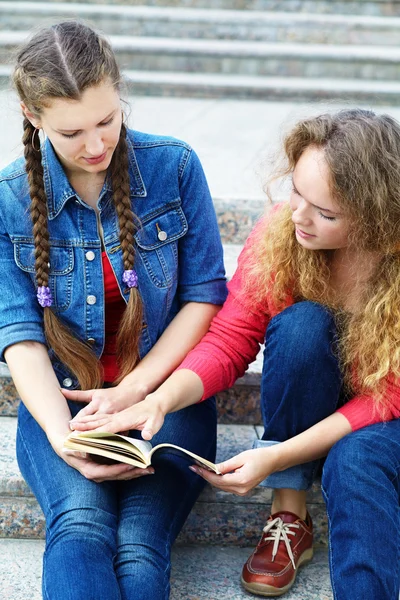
[
  {"xmin": 46, "ymin": 506, "xmax": 118, "ymax": 554},
  {"xmin": 322, "ymin": 425, "xmax": 400, "ymax": 497},
  {"xmin": 265, "ymin": 301, "xmax": 337, "ymax": 372}
]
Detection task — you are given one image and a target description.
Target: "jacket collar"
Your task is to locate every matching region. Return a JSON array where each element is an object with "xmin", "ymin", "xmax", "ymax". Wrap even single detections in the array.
[{"xmin": 42, "ymin": 133, "xmax": 147, "ymax": 220}]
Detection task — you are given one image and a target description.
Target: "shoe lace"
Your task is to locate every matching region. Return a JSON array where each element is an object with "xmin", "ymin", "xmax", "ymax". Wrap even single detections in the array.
[{"xmin": 262, "ymin": 517, "xmax": 300, "ymax": 570}]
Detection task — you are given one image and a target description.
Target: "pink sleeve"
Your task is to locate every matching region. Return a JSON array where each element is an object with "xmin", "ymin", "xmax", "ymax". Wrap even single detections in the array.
[
  {"xmin": 337, "ymin": 376, "xmax": 400, "ymax": 431},
  {"xmin": 177, "ymin": 222, "xmax": 271, "ymax": 400}
]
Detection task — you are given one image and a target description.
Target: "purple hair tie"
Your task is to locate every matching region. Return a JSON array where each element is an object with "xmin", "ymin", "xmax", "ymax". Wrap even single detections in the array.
[
  {"xmin": 122, "ymin": 269, "xmax": 138, "ymax": 288},
  {"xmin": 37, "ymin": 286, "xmax": 53, "ymax": 307}
]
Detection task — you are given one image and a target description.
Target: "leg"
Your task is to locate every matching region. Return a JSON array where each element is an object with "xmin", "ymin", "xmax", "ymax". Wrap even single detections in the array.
[
  {"xmin": 17, "ymin": 401, "xmax": 121, "ymax": 600},
  {"xmin": 258, "ymin": 301, "xmax": 343, "ymax": 492},
  {"xmin": 243, "ymin": 302, "xmax": 344, "ymax": 597},
  {"xmin": 116, "ymin": 397, "xmax": 217, "ymax": 600},
  {"xmin": 322, "ymin": 421, "xmax": 400, "ymax": 600}
]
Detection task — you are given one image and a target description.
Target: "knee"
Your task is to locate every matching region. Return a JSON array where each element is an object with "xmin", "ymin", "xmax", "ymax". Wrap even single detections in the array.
[
  {"xmin": 47, "ymin": 506, "xmax": 117, "ymax": 550},
  {"xmin": 265, "ymin": 301, "xmax": 337, "ymax": 367},
  {"xmin": 322, "ymin": 429, "xmax": 382, "ymax": 495}
]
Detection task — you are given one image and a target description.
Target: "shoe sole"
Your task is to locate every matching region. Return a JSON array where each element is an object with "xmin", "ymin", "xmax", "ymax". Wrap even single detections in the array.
[{"xmin": 240, "ymin": 547, "xmax": 314, "ymax": 597}]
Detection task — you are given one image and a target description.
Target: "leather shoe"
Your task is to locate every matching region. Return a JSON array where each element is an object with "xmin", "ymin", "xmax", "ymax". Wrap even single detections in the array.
[{"xmin": 241, "ymin": 511, "xmax": 313, "ymax": 597}]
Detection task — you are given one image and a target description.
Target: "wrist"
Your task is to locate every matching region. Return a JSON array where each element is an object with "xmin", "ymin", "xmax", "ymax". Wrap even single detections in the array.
[{"xmin": 117, "ymin": 376, "xmax": 151, "ymax": 398}]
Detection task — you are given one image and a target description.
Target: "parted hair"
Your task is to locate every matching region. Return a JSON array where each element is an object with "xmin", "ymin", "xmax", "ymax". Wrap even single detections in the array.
[
  {"xmin": 242, "ymin": 109, "xmax": 400, "ymax": 409},
  {"xmin": 13, "ymin": 21, "xmax": 143, "ymax": 389}
]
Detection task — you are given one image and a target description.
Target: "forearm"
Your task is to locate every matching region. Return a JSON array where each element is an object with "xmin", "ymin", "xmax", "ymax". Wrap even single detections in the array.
[
  {"xmin": 118, "ymin": 301, "xmax": 221, "ymax": 393},
  {"xmin": 267, "ymin": 412, "xmax": 352, "ymax": 473},
  {"xmin": 5, "ymin": 341, "xmax": 71, "ymax": 438}
]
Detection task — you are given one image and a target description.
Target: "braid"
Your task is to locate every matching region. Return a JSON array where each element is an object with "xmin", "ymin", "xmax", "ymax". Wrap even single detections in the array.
[
  {"xmin": 23, "ymin": 119, "xmax": 50, "ymax": 287},
  {"xmin": 23, "ymin": 118, "xmax": 102, "ymax": 390},
  {"xmin": 110, "ymin": 124, "xmax": 144, "ymax": 381}
]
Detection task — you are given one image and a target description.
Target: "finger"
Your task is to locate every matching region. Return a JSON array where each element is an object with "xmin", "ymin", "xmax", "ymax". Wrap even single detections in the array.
[
  {"xmin": 70, "ymin": 415, "xmax": 111, "ymax": 431},
  {"xmin": 70, "ymin": 402, "xmax": 100, "ymax": 422},
  {"xmin": 216, "ymin": 455, "xmax": 246, "ymax": 475},
  {"xmin": 141, "ymin": 413, "xmax": 164, "ymax": 441},
  {"xmin": 92, "ymin": 409, "xmax": 141, "ymax": 434},
  {"xmin": 61, "ymin": 388, "xmax": 94, "ymax": 403},
  {"xmin": 189, "ymin": 466, "xmax": 245, "ymax": 491}
]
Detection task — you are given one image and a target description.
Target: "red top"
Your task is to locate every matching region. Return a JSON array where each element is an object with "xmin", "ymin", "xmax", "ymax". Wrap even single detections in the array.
[
  {"xmin": 100, "ymin": 252, "xmax": 126, "ymax": 382},
  {"xmin": 177, "ymin": 215, "xmax": 400, "ymax": 432}
]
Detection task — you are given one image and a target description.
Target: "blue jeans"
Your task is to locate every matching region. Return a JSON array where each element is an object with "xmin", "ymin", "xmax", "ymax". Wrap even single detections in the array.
[
  {"xmin": 17, "ymin": 397, "xmax": 217, "ymax": 600},
  {"xmin": 254, "ymin": 301, "xmax": 400, "ymax": 600}
]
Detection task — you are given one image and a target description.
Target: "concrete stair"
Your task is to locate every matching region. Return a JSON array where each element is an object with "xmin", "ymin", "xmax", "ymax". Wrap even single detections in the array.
[{"xmin": 0, "ymin": 1, "xmax": 399, "ymax": 103}]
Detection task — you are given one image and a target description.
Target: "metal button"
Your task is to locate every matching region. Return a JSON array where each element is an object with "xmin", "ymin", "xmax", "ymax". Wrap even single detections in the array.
[
  {"xmin": 86, "ymin": 295, "xmax": 97, "ymax": 305},
  {"xmin": 87, "ymin": 337, "xmax": 95, "ymax": 345},
  {"xmin": 85, "ymin": 251, "xmax": 95, "ymax": 261},
  {"xmin": 157, "ymin": 230, "xmax": 167, "ymax": 242},
  {"xmin": 63, "ymin": 378, "xmax": 73, "ymax": 388}
]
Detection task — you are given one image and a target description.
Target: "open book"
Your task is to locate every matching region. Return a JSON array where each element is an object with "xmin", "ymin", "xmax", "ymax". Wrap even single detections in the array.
[{"xmin": 64, "ymin": 431, "xmax": 221, "ymax": 474}]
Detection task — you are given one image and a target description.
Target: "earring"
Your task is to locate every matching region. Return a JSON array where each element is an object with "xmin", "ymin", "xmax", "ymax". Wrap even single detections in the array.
[{"xmin": 31, "ymin": 128, "xmax": 41, "ymax": 152}]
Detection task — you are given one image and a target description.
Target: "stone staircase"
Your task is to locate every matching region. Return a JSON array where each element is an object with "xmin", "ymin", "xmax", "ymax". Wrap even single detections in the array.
[
  {"xmin": 2, "ymin": 0, "xmax": 398, "ymax": 597},
  {"xmin": 0, "ymin": 0, "xmax": 399, "ymax": 104}
]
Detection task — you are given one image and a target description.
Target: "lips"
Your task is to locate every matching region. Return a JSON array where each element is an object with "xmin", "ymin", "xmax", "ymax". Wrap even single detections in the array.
[
  {"xmin": 83, "ymin": 151, "xmax": 107, "ymax": 165},
  {"xmin": 296, "ymin": 227, "xmax": 315, "ymax": 239}
]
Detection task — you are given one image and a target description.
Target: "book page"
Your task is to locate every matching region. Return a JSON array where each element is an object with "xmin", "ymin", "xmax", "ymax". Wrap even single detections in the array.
[{"xmin": 150, "ymin": 444, "xmax": 221, "ymax": 474}]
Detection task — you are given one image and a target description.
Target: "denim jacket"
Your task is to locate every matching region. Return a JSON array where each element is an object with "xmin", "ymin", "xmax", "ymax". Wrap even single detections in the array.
[{"xmin": 0, "ymin": 129, "xmax": 227, "ymax": 388}]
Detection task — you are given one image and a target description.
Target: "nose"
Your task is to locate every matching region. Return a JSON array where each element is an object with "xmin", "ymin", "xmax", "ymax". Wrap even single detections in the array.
[
  {"xmin": 292, "ymin": 198, "xmax": 312, "ymax": 226},
  {"xmin": 85, "ymin": 132, "xmax": 105, "ymax": 157}
]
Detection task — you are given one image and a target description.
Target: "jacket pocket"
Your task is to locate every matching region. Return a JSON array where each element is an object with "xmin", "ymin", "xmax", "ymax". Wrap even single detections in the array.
[
  {"xmin": 13, "ymin": 239, "xmax": 74, "ymax": 312},
  {"xmin": 135, "ymin": 201, "xmax": 187, "ymax": 289}
]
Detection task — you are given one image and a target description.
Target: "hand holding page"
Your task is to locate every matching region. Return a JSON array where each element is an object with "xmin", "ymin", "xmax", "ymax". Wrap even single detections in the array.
[{"xmin": 64, "ymin": 431, "xmax": 221, "ymax": 474}]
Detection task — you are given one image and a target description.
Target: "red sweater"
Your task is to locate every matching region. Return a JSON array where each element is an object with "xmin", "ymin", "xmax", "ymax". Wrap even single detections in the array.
[
  {"xmin": 100, "ymin": 252, "xmax": 126, "ymax": 382},
  {"xmin": 178, "ymin": 218, "xmax": 400, "ymax": 431}
]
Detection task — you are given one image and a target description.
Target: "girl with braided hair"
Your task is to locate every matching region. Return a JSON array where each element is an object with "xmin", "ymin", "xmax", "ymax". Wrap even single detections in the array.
[
  {"xmin": 0, "ymin": 21, "xmax": 226, "ymax": 599},
  {"xmin": 72, "ymin": 109, "xmax": 400, "ymax": 599}
]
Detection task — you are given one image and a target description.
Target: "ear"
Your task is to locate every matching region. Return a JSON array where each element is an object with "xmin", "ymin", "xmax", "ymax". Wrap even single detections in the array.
[{"xmin": 20, "ymin": 102, "xmax": 42, "ymax": 129}]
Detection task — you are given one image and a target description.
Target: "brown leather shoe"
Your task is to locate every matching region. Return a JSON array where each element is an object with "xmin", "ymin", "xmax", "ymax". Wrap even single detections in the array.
[{"xmin": 241, "ymin": 511, "xmax": 313, "ymax": 597}]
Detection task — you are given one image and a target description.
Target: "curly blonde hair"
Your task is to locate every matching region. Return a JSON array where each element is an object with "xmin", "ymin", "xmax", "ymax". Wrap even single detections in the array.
[{"xmin": 242, "ymin": 109, "xmax": 400, "ymax": 408}]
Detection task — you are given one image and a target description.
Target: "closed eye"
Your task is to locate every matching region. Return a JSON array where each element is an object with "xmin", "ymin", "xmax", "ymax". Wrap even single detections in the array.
[
  {"xmin": 319, "ymin": 211, "xmax": 336, "ymax": 221},
  {"xmin": 59, "ymin": 117, "xmax": 115, "ymax": 139}
]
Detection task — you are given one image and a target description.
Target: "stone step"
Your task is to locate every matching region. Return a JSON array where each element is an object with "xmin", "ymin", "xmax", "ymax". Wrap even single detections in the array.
[
  {"xmin": 2, "ymin": 32, "xmax": 400, "ymax": 81},
  {"xmin": 5, "ymin": 0, "xmax": 400, "ymax": 18},
  {"xmin": 1, "ymin": 2, "xmax": 399, "ymax": 46},
  {"xmin": 0, "ymin": 416, "xmax": 328, "ymax": 546},
  {"xmin": 1, "ymin": 63, "xmax": 400, "ymax": 106},
  {"xmin": 0, "ymin": 539, "xmax": 332, "ymax": 599}
]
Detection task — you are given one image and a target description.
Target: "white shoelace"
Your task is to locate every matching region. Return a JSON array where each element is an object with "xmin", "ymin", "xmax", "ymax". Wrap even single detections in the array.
[{"xmin": 262, "ymin": 517, "xmax": 300, "ymax": 570}]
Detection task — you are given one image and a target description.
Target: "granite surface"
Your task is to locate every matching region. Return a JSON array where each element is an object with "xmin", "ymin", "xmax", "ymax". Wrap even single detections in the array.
[{"xmin": 0, "ymin": 539, "xmax": 333, "ymax": 600}]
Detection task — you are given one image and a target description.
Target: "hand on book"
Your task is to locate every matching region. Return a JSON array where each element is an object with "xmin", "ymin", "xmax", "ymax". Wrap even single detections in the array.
[
  {"xmin": 189, "ymin": 448, "xmax": 278, "ymax": 496},
  {"xmin": 69, "ymin": 395, "xmax": 166, "ymax": 441},
  {"xmin": 49, "ymin": 430, "xmax": 155, "ymax": 482},
  {"xmin": 63, "ymin": 380, "xmax": 149, "ymax": 421}
]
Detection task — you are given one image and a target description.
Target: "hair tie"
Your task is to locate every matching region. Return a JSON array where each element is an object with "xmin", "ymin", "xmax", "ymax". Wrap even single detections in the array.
[
  {"xmin": 122, "ymin": 269, "xmax": 138, "ymax": 288},
  {"xmin": 37, "ymin": 286, "xmax": 53, "ymax": 307}
]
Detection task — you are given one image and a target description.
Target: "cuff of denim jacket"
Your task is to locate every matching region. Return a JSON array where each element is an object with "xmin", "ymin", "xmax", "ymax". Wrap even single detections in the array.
[
  {"xmin": 252, "ymin": 439, "xmax": 316, "ymax": 491},
  {"xmin": 0, "ymin": 323, "xmax": 47, "ymax": 362},
  {"xmin": 178, "ymin": 279, "xmax": 228, "ymax": 306}
]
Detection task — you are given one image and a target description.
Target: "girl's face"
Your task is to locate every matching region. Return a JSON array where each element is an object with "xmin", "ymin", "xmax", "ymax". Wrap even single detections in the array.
[
  {"xmin": 289, "ymin": 146, "xmax": 350, "ymax": 251},
  {"xmin": 21, "ymin": 80, "xmax": 122, "ymax": 178}
]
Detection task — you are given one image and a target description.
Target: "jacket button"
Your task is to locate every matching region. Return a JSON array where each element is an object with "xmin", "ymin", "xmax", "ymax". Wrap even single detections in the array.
[
  {"xmin": 85, "ymin": 251, "xmax": 95, "ymax": 261},
  {"xmin": 157, "ymin": 230, "xmax": 167, "ymax": 241},
  {"xmin": 86, "ymin": 295, "xmax": 97, "ymax": 305},
  {"xmin": 63, "ymin": 378, "xmax": 73, "ymax": 388},
  {"xmin": 87, "ymin": 337, "xmax": 95, "ymax": 345}
]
